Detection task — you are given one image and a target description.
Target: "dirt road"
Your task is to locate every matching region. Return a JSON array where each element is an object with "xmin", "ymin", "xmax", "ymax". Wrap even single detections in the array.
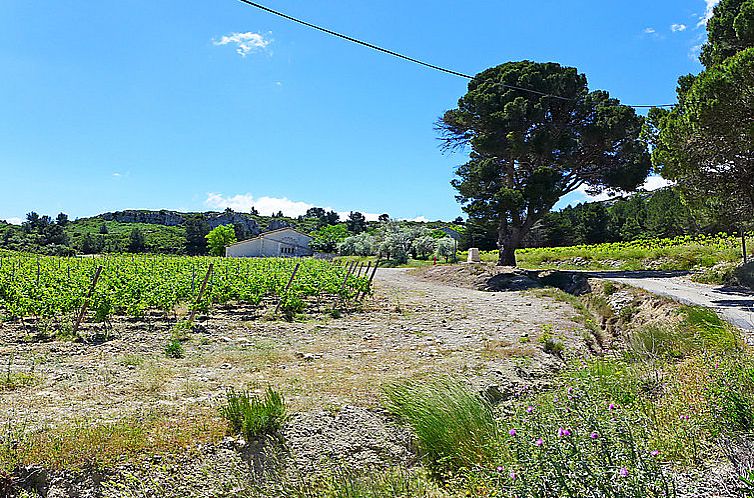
[{"xmin": 588, "ymin": 270, "xmax": 754, "ymax": 331}]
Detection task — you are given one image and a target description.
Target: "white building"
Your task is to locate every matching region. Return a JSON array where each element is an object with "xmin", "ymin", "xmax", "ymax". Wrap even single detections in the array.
[{"xmin": 225, "ymin": 227, "xmax": 314, "ymax": 258}]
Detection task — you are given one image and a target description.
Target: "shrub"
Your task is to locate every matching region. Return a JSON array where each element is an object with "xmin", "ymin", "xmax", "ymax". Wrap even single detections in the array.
[
  {"xmin": 382, "ymin": 378, "xmax": 498, "ymax": 473},
  {"xmin": 220, "ymin": 387, "xmax": 287, "ymax": 442}
]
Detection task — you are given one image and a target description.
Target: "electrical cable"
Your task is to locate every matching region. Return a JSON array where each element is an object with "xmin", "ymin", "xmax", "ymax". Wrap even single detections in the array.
[{"xmin": 235, "ymin": 0, "xmax": 676, "ymax": 109}]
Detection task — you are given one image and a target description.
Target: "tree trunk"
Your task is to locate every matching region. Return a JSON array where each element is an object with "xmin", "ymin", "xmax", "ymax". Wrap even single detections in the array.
[
  {"xmin": 497, "ymin": 228, "xmax": 520, "ymax": 267},
  {"xmin": 498, "ymin": 245, "xmax": 517, "ymax": 266}
]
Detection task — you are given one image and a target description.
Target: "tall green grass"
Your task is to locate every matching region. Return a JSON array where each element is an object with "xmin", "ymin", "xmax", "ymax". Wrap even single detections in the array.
[
  {"xmin": 382, "ymin": 378, "xmax": 499, "ymax": 473},
  {"xmin": 220, "ymin": 387, "xmax": 287, "ymax": 442}
]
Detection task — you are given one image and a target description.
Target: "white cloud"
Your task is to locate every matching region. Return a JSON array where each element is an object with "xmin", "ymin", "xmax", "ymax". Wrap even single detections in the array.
[
  {"xmin": 577, "ymin": 176, "xmax": 674, "ymax": 202},
  {"xmin": 671, "ymin": 23, "xmax": 687, "ymax": 32},
  {"xmin": 644, "ymin": 27, "xmax": 657, "ymax": 34},
  {"xmin": 405, "ymin": 216, "xmax": 430, "ymax": 223},
  {"xmin": 212, "ymin": 32, "xmax": 271, "ymax": 57},
  {"xmin": 204, "ymin": 192, "xmax": 382, "ymax": 221},
  {"xmin": 2, "ymin": 217, "xmax": 23, "ymax": 225},
  {"xmin": 697, "ymin": 0, "xmax": 720, "ymax": 27}
]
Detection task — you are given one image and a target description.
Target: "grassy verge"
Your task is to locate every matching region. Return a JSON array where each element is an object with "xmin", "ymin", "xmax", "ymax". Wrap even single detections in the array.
[{"xmin": 381, "ymin": 289, "xmax": 754, "ymax": 496}]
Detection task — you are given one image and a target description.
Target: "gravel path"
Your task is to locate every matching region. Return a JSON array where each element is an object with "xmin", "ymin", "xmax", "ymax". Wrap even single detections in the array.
[{"xmin": 587, "ymin": 270, "xmax": 754, "ymax": 331}]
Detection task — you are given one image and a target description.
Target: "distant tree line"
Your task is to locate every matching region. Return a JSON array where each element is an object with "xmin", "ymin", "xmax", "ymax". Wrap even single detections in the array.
[{"xmin": 461, "ymin": 188, "xmax": 712, "ymax": 251}]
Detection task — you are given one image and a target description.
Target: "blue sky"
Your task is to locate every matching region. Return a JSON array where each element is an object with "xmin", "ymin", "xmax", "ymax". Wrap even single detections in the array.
[{"xmin": 0, "ymin": 1, "xmax": 718, "ymax": 224}]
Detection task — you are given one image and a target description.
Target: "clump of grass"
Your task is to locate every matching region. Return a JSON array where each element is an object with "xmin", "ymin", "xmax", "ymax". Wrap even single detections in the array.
[
  {"xmin": 382, "ymin": 377, "xmax": 498, "ymax": 473},
  {"xmin": 705, "ymin": 353, "xmax": 754, "ymax": 433},
  {"xmin": 1, "ymin": 355, "xmax": 37, "ymax": 391},
  {"xmin": 679, "ymin": 306, "xmax": 741, "ymax": 352},
  {"xmin": 538, "ymin": 327, "xmax": 565, "ymax": 357},
  {"xmin": 164, "ymin": 339, "xmax": 184, "ymax": 358},
  {"xmin": 220, "ymin": 387, "xmax": 287, "ymax": 442},
  {"xmin": 629, "ymin": 306, "xmax": 741, "ymax": 361}
]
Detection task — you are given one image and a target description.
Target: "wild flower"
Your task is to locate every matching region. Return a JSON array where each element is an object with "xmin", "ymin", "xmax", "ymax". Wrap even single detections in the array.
[
  {"xmin": 650, "ymin": 450, "xmax": 660, "ymax": 457},
  {"xmin": 509, "ymin": 428, "xmax": 517, "ymax": 437},
  {"xmin": 526, "ymin": 405, "xmax": 534, "ymax": 413},
  {"xmin": 619, "ymin": 467, "xmax": 629, "ymax": 478},
  {"xmin": 496, "ymin": 466, "xmax": 504, "ymax": 473},
  {"xmin": 590, "ymin": 431, "xmax": 599, "ymax": 439},
  {"xmin": 557, "ymin": 427, "xmax": 572, "ymax": 437},
  {"xmin": 509, "ymin": 470, "xmax": 517, "ymax": 480},
  {"xmin": 535, "ymin": 438, "xmax": 544, "ymax": 447},
  {"xmin": 608, "ymin": 403, "xmax": 616, "ymax": 410}
]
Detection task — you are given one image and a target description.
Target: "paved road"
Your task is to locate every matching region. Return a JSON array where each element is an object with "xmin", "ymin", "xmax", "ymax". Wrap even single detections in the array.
[{"xmin": 587, "ymin": 270, "xmax": 754, "ymax": 331}]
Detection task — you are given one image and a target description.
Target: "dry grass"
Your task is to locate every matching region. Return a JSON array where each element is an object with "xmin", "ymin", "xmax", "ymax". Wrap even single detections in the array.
[
  {"xmin": 480, "ymin": 339, "xmax": 536, "ymax": 360},
  {"xmin": 1, "ymin": 408, "xmax": 226, "ymax": 471}
]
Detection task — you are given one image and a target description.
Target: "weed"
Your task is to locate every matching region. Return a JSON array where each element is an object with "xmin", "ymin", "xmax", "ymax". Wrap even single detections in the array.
[
  {"xmin": 382, "ymin": 377, "xmax": 498, "ymax": 473},
  {"xmin": 538, "ymin": 328, "xmax": 564, "ymax": 357},
  {"xmin": 164, "ymin": 339, "xmax": 184, "ymax": 358},
  {"xmin": 220, "ymin": 387, "xmax": 287, "ymax": 442}
]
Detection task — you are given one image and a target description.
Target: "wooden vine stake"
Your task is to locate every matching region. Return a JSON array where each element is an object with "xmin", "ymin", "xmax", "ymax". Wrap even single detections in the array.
[
  {"xmin": 275, "ymin": 262, "xmax": 300, "ymax": 315},
  {"xmin": 73, "ymin": 266, "xmax": 103, "ymax": 333},
  {"xmin": 355, "ymin": 261, "xmax": 372, "ymax": 300},
  {"xmin": 188, "ymin": 263, "xmax": 213, "ymax": 323},
  {"xmin": 358, "ymin": 259, "xmax": 380, "ymax": 301}
]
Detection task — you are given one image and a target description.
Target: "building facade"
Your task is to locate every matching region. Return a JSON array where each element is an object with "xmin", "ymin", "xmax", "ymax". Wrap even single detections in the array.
[{"xmin": 225, "ymin": 227, "xmax": 314, "ymax": 258}]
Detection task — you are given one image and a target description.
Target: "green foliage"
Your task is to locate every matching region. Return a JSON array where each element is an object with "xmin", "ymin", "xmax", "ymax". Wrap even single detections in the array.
[
  {"xmin": 705, "ymin": 353, "xmax": 754, "ymax": 433},
  {"xmin": 128, "ymin": 228, "xmax": 146, "ymax": 253},
  {"xmin": 339, "ymin": 233, "xmax": 377, "ymax": 257},
  {"xmin": 184, "ymin": 215, "xmax": 210, "ymax": 255},
  {"xmin": 242, "ymin": 467, "xmax": 442, "ymax": 498},
  {"xmin": 538, "ymin": 330, "xmax": 565, "ymax": 356},
  {"xmin": 205, "ymin": 225, "xmax": 237, "ymax": 256},
  {"xmin": 346, "ymin": 211, "xmax": 368, "ymax": 234},
  {"xmin": 311, "ymin": 224, "xmax": 350, "ymax": 253},
  {"xmin": 490, "ymin": 387, "xmax": 673, "ymax": 497},
  {"xmin": 511, "ymin": 233, "xmax": 748, "ymax": 271},
  {"xmin": 700, "ymin": 0, "xmax": 754, "ymax": 67},
  {"xmin": 382, "ymin": 377, "xmax": 499, "ymax": 473},
  {"xmin": 66, "ymin": 219, "xmax": 187, "ymax": 254},
  {"xmin": 220, "ymin": 387, "xmax": 286, "ymax": 442},
  {"xmin": 164, "ymin": 339, "xmax": 184, "ymax": 358},
  {"xmin": 439, "ymin": 61, "xmax": 650, "ymax": 265},
  {"xmin": 651, "ymin": 44, "xmax": 754, "ymax": 224},
  {"xmin": 0, "ymin": 255, "xmax": 370, "ymax": 322}
]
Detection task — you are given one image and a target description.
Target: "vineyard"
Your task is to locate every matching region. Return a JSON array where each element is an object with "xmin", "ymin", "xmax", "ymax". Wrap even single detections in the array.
[
  {"xmin": 508, "ymin": 233, "xmax": 749, "ymax": 270},
  {"xmin": 0, "ymin": 254, "xmax": 372, "ymax": 324}
]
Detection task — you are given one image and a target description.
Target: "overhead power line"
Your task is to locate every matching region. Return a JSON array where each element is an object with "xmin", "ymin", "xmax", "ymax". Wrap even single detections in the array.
[{"xmin": 235, "ymin": 0, "xmax": 676, "ymax": 109}]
